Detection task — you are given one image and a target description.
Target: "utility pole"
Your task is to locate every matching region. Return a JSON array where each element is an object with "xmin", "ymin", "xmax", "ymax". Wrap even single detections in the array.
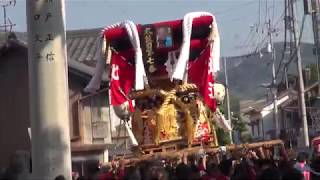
[
  {"xmin": 224, "ymin": 57, "xmax": 233, "ymax": 144},
  {"xmin": 0, "ymin": 0, "xmax": 16, "ymax": 42},
  {"xmin": 285, "ymin": 65, "xmax": 289, "ymax": 89},
  {"xmin": 291, "ymin": 0, "xmax": 310, "ymax": 147},
  {"xmin": 284, "ymin": 0, "xmax": 289, "ymax": 90},
  {"xmin": 267, "ymin": 19, "xmax": 280, "ymax": 138},
  {"xmin": 26, "ymin": 0, "xmax": 72, "ymax": 179},
  {"xmin": 310, "ymin": 0, "xmax": 320, "ymax": 95}
]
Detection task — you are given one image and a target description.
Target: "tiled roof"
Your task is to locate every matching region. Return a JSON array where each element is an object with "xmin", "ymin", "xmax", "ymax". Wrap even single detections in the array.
[
  {"xmin": 7, "ymin": 29, "xmax": 103, "ymax": 66},
  {"xmin": 240, "ymin": 99, "xmax": 267, "ymax": 113},
  {"xmin": 65, "ymin": 28, "xmax": 109, "ymax": 81},
  {"xmin": 66, "ymin": 28, "xmax": 102, "ymax": 68},
  {"xmin": 4, "ymin": 29, "xmax": 109, "ymax": 81},
  {"xmin": 241, "ymin": 89, "xmax": 298, "ymax": 115}
]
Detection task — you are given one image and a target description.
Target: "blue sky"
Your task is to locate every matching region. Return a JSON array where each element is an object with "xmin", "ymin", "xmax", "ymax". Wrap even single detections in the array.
[{"xmin": 4, "ymin": 0, "xmax": 314, "ymax": 56}]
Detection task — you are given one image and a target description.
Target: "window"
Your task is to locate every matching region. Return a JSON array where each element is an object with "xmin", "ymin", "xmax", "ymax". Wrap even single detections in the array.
[{"xmin": 70, "ymin": 100, "xmax": 80, "ymax": 139}]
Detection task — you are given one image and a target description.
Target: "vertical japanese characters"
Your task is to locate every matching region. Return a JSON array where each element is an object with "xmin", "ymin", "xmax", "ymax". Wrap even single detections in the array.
[{"xmin": 33, "ymin": 0, "xmax": 55, "ymax": 62}]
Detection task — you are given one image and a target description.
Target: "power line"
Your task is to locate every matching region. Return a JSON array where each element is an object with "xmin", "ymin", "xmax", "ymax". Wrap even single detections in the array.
[
  {"xmin": 214, "ymin": 0, "xmax": 258, "ymax": 16},
  {"xmin": 233, "ymin": 2, "xmax": 285, "ymax": 58},
  {"xmin": 248, "ymin": 31, "xmax": 260, "ymax": 54},
  {"xmin": 221, "ymin": 14, "xmax": 256, "ymax": 23},
  {"xmin": 282, "ymin": 15, "xmax": 306, "ymax": 72},
  {"xmin": 241, "ymin": 27, "xmax": 260, "ymax": 53},
  {"xmin": 278, "ymin": 14, "xmax": 307, "ymax": 85},
  {"xmin": 253, "ymin": 12, "xmax": 285, "ymax": 54},
  {"xmin": 235, "ymin": 9, "xmax": 285, "ymax": 56},
  {"xmin": 239, "ymin": 27, "xmax": 255, "ymax": 50},
  {"xmin": 0, "ymin": 0, "xmax": 16, "ymax": 42},
  {"xmin": 274, "ymin": 0, "xmax": 290, "ymax": 80},
  {"xmin": 264, "ymin": 0, "xmax": 268, "ymax": 25},
  {"xmin": 272, "ymin": 0, "xmax": 276, "ymax": 24},
  {"xmin": 258, "ymin": 0, "xmax": 261, "ymax": 29}
]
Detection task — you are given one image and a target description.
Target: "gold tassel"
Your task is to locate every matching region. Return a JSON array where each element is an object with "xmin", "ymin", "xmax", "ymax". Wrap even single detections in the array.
[
  {"xmin": 211, "ymin": 125, "xmax": 218, "ymax": 147},
  {"xmin": 155, "ymin": 89, "xmax": 178, "ymax": 144},
  {"xmin": 132, "ymin": 109, "xmax": 144, "ymax": 144},
  {"xmin": 157, "ymin": 104, "xmax": 178, "ymax": 141},
  {"xmin": 185, "ymin": 111, "xmax": 194, "ymax": 145},
  {"xmin": 174, "ymin": 98, "xmax": 195, "ymax": 145}
]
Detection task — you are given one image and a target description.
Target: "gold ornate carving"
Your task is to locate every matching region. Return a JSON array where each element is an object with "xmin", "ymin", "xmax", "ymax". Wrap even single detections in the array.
[{"xmin": 131, "ymin": 83, "xmax": 218, "ymax": 146}]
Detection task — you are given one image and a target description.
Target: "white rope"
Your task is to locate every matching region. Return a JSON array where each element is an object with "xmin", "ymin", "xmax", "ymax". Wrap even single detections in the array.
[
  {"xmin": 172, "ymin": 11, "xmax": 220, "ymax": 81},
  {"xmin": 214, "ymin": 108, "xmax": 232, "ymax": 131},
  {"xmin": 123, "ymin": 21, "xmax": 146, "ymax": 90},
  {"xmin": 210, "ymin": 21, "xmax": 221, "ymax": 74},
  {"xmin": 84, "ymin": 36, "xmax": 105, "ymax": 93},
  {"xmin": 84, "ymin": 20, "xmax": 146, "ymax": 92}
]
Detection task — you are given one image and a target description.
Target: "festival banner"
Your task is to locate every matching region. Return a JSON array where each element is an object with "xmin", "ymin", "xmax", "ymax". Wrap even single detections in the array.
[
  {"xmin": 188, "ymin": 46, "xmax": 216, "ymax": 112},
  {"xmin": 110, "ymin": 52, "xmax": 135, "ymax": 106}
]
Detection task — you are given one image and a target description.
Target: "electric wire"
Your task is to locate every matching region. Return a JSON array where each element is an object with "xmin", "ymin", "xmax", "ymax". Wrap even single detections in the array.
[
  {"xmin": 215, "ymin": 0, "xmax": 258, "ymax": 16},
  {"xmin": 274, "ymin": 0, "xmax": 289, "ymax": 80},
  {"xmin": 279, "ymin": 14, "xmax": 307, "ymax": 84}
]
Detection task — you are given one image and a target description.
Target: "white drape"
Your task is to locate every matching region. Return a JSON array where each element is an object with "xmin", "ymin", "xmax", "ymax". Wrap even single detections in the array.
[
  {"xmin": 84, "ymin": 37, "xmax": 105, "ymax": 92},
  {"xmin": 172, "ymin": 11, "xmax": 218, "ymax": 81},
  {"xmin": 214, "ymin": 108, "xmax": 232, "ymax": 131},
  {"xmin": 84, "ymin": 20, "xmax": 146, "ymax": 93},
  {"xmin": 123, "ymin": 21, "xmax": 146, "ymax": 90}
]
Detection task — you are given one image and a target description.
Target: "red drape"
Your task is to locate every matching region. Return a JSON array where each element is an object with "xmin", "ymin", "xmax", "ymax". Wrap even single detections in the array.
[
  {"xmin": 188, "ymin": 46, "xmax": 216, "ymax": 112},
  {"xmin": 109, "ymin": 52, "xmax": 135, "ymax": 106}
]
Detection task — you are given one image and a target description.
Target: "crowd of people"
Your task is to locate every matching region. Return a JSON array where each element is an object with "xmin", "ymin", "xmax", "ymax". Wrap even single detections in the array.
[
  {"xmin": 2, "ymin": 147, "xmax": 320, "ymax": 180},
  {"xmin": 67, "ymin": 150, "xmax": 320, "ymax": 180}
]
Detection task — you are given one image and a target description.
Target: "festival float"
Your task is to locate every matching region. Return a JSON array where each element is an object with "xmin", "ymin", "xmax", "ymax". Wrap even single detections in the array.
[{"xmin": 85, "ymin": 12, "xmax": 286, "ymax": 161}]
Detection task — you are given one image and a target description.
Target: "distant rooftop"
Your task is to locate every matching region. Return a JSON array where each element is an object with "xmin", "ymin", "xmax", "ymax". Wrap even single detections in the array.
[{"xmin": 241, "ymin": 88, "xmax": 298, "ymax": 115}]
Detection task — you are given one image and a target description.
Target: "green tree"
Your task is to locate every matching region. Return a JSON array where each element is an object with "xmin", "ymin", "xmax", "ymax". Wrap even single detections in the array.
[
  {"xmin": 216, "ymin": 105, "xmax": 231, "ymax": 145},
  {"xmin": 232, "ymin": 114, "xmax": 247, "ymax": 133},
  {"xmin": 217, "ymin": 95, "xmax": 249, "ymax": 144},
  {"xmin": 230, "ymin": 95, "xmax": 240, "ymax": 113},
  {"xmin": 306, "ymin": 63, "xmax": 319, "ymax": 84},
  {"xmin": 231, "ymin": 113, "xmax": 251, "ymax": 143},
  {"xmin": 216, "ymin": 128, "xmax": 231, "ymax": 146},
  {"xmin": 240, "ymin": 132, "xmax": 252, "ymax": 143}
]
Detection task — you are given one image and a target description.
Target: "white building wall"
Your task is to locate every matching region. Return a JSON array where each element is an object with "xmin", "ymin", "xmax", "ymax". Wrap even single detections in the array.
[{"xmin": 262, "ymin": 113, "xmax": 274, "ymax": 140}]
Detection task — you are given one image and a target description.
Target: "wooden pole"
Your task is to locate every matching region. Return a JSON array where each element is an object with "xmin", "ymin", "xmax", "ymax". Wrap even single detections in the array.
[{"xmin": 122, "ymin": 140, "xmax": 284, "ymax": 164}]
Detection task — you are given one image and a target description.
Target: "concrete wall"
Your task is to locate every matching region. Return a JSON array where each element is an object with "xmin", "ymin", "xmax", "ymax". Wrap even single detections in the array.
[{"xmin": 261, "ymin": 113, "xmax": 275, "ymax": 140}]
